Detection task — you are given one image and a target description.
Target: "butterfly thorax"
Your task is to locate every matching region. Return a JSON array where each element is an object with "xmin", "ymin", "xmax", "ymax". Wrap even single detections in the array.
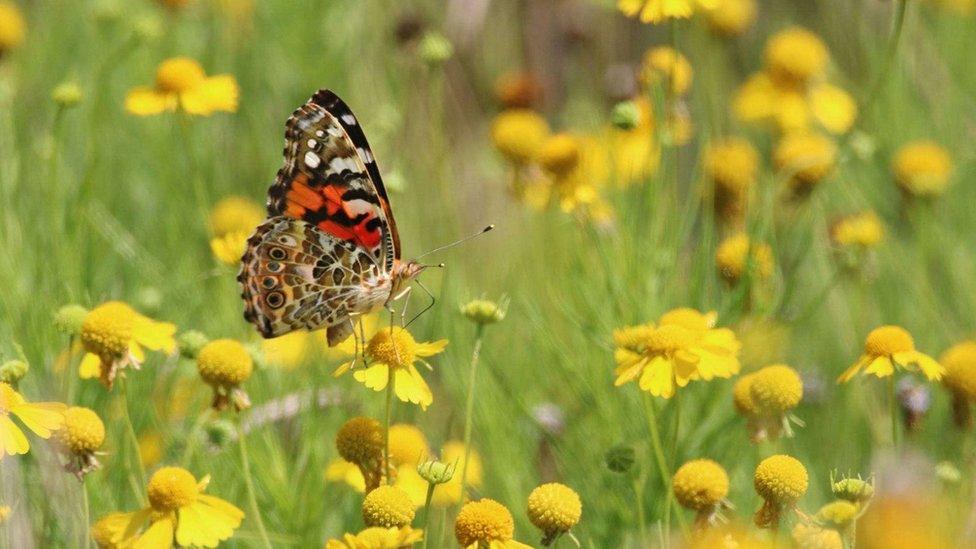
[{"xmin": 388, "ymin": 259, "xmax": 425, "ymax": 304}]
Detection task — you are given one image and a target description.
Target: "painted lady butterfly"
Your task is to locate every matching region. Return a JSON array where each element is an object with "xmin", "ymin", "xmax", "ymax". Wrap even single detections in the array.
[{"xmin": 238, "ymin": 90, "xmax": 426, "ymax": 345}]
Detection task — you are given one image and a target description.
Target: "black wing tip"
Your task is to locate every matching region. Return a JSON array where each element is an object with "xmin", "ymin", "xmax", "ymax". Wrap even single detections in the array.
[{"xmin": 310, "ymin": 89, "xmax": 343, "ymax": 109}]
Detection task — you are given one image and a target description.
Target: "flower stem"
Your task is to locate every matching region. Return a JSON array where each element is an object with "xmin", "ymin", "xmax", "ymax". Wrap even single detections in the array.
[
  {"xmin": 82, "ymin": 482, "xmax": 92, "ymax": 549},
  {"xmin": 180, "ymin": 407, "xmax": 213, "ymax": 466},
  {"xmin": 419, "ymin": 482, "xmax": 436, "ymax": 549},
  {"xmin": 889, "ymin": 376, "xmax": 899, "ymax": 448},
  {"xmin": 460, "ymin": 324, "xmax": 486, "ymax": 499},
  {"xmin": 632, "ymin": 474, "xmax": 647, "ymax": 544},
  {"xmin": 236, "ymin": 419, "xmax": 273, "ymax": 549},
  {"xmin": 118, "ymin": 377, "xmax": 147, "ymax": 504},
  {"xmin": 861, "ymin": 0, "xmax": 909, "ymax": 119},
  {"xmin": 641, "ymin": 391, "xmax": 690, "ymax": 540},
  {"xmin": 384, "ymin": 367, "xmax": 397, "ymax": 485}
]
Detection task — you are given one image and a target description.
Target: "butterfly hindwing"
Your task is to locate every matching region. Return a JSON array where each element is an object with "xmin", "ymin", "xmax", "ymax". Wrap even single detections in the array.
[{"xmin": 267, "ymin": 89, "xmax": 399, "ymax": 273}]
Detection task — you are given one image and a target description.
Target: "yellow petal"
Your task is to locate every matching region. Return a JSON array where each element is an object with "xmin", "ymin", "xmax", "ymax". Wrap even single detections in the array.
[
  {"xmin": 134, "ymin": 515, "xmax": 175, "ymax": 549},
  {"xmin": 332, "ymin": 361, "xmax": 354, "ymax": 378},
  {"xmin": 638, "ymin": 356, "xmax": 675, "ymax": 398},
  {"xmin": 395, "ymin": 366, "xmax": 433, "ymax": 410},
  {"xmin": 353, "ymin": 364, "xmax": 390, "ymax": 391},
  {"xmin": 837, "ymin": 355, "xmax": 871, "ymax": 383},
  {"xmin": 10, "ymin": 401, "xmax": 66, "ymax": 438},
  {"xmin": 181, "ymin": 75, "xmax": 239, "ymax": 115},
  {"xmin": 79, "ymin": 352, "xmax": 102, "ymax": 379},
  {"xmin": 125, "ymin": 87, "xmax": 176, "ymax": 116},
  {"xmin": 414, "ymin": 339, "xmax": 448, "ymax": 357},
  {"xmin": 733, "ymin": 73, "xmax": 778, "ymax": 123},
  {"xmin": 810, "ymin": 83, "xmax": 857, "ymax": 134},
  {"xmin": 863, "ymin": 356, "xmax": 895, "ymax": 378},
  {"xmin": 0, "ymin": 415, "xmax": 30, "ymax": 457},
  {"xmin": 129, "ymin": 341, "xmax": 146, "ymax": 364},
  {"xmin": 902, "ymin": 352, "xmax": 945, "ymax": 381},
  {"xmin": 95, "ymin": 509, "xmax": 153, "ymax": 544},
  {"xmin": 134, "ymin": 317, "xmax": 177, "ymax": 354},
  {"xmin": 176, "ymin": 498, "xmax": 243, "ymax": 547}
]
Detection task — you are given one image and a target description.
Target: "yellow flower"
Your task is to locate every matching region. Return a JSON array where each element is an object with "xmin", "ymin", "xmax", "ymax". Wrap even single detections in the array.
[
  {"xmin": 831, "ymin": 211, "xmax": 885, "ymax": 249},
  {"xmin": 764, "ymin": 27, "xmax": 829, "ymax": 87},
  {"xmin": 750, "ymin": 364, "xmax": 802, "ymax": 416},
  {"xmin": 197, "ymin": 338, "xmax": 253, "ymax": 412},
  {"xmin": 261, "ymin": 330, "xmax": 312, "ymax": 369},
  {"xmin": 754, "ymin": 454, "xmax": 808, "ymax": 528},
  {"xmin": 93, "ymin": 466, "xmax": 244, "ymax": 547},
  {"xmin": 613, "ymin": 308, "xmax": 741, "ymax": 398},
  {"xmin": 210, "ymin": 196, "xmax": 264, "ymax": 237},
  {"xmin": 362, "ymin": 485, "xmax": 415, "ymax": 528},
  {"xmin": 704, "ymin": 0, "xmax": 757, "ymax": 36},
  {"xmin": 0, "ymin": 2, "xmax": 26, "ymax": 53},
  {"xmin": 537, "ymin": 134, "xmax": 582, "ymax": 177},
  {"xmin": 942, "ymin": 341, "xmax": 976, "ymax": 400},
  {"xmin": 494, "ymin": 71, "xmax": 543, "ymax": 110},
  {"xmin": 639, "ymin": 47, "xmax": 693, "ymax": 95},
  {"xmin": 326, "ymin": 526, "xmax": 424, "ymax": 549},
  {"xmin": 389, "ymin": 424, "xmax": 430, "ymax": 468},
  {"xmin": 809, "ymin": 83, "xmax": 858, "ymax": 135},
  {"xmin": 792, "ymin": 523, "xmax": 843, "ymax": 549},
  {"xmin": 325, "ymin": 458, "xmax": 368, "ymax": 492},
  {"xmin": 732, "ymin": 373, "xmax": 758, "ymax": 417},
  {"xmin": 715, "ymin": 233, "xmax": 774, "ymax": 284},
  {"xmin": 526, "ymin": 483, "xmax": 582, "ymax": 544},
  {"xmin": 455, "ymin": 499, "xmax": 532, "ymax": 549},
  {"xmin": 79, "ymin": 301, "xmax": 176, "ymax": 389},
  {"xmin": 0, "ymin": 383, "xmax": 65, "ymax": 459},
  {"xmin": 125, "ymin": 56, "xmax": 239, "ymax": 116},
  {"xmin": 733, "ymin": 72, "xmax": 855, "ymax": 135},
  {"xmin": 892, "ymin": 140, "xmax": 953, "ymax": 197},
  {"xmin": 431, "ymin": 441, "xmax": 483, "ymax": 506},
  {"xmin": 139, "ymin": 432, "xmax": 165, "ymax": 469},
  {"xmin": 335, "ymin": 416, "xmax": 384, "ymax": 492},
  {"xmin": 672, "ymin": 459, "xmax": 729, "ymax": 527},
  {"xmin": 54, "ymin": 406, "xmax": 105, "ymax": 479},
  {"xmin": 335, "ymin": 327, "xmax": 447, "ymax": 411},
  {"xmin": 774, "ymin": 132, "xmax": 837, "ymax": 192},
  {"xmin": 839, "ymin": 325, "xmax": 944, "ymax": 383},
  {"xmin": 619, "ymin": 0, "xmax": 718, "ymax": 24},
  {"xmin": 460, "ymin": 299, "xmax": 508, "ymax": 326},
  {"xmin": 607, "ymin": 97, "xmax": 660, "ymax": 186},
  {"xmin": 815, "ymin": 500, "xmax": 858, "ymax": 530},
  {"xmin": 706, "ymin": 137, "xmax": 759, "ymax": 224},
  {"xmin": 490, "ymin": 109, "xmax": 550, "ymax": 165}
]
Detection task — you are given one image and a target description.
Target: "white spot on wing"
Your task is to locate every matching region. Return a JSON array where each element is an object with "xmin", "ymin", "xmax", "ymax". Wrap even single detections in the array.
[
  {"xmin": 315, "ymin": 130, "xmax": 325, "ymax": 138},
  {"xmin": 307, "ymin": 139, "xmax": 317, "ymax": 148},
  {"xmin": 341, "ymin": 114, "xmax": 357, "ymax": 125},
  {"xmin": 304, "ymin": 151, "xmax": 321, "ymax": 168},
  {"xmin": 358, "ymin": 147, "xmax": 374, "ymax": 163}
]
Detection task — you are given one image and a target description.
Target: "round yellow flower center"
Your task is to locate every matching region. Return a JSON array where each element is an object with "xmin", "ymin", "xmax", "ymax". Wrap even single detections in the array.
[
  {"xmin": 490, "ymin": 109, "xmax": 550, "ymax": 164},
  {"xmin": 706, "ymin": 0, "xmax": 757, "ymax": 37},
  {"xmin": 658, "ymin": 308, "xmax": 714, "ymax": 332},
  {"xmin": 942, "ymin": 341, "xmax": 976, "ymax": 400},
  {"xmin": 81, "ymin": 301, "xmax": 137, "ymax": 359},
  {"xmin": 56, "ymin": 407, "xmax": 105, "ymax": 454},
  {"xmin": 764, "ymin": 27, "xmax": 829, "ymax": 86},
  {"xmin": 732, "ymin": 373, "xmax": 758, "ymax": 416},
  {"xmin": 155, "ymin": 57, "xmax": 206, "ymax": 93},
  {"xmin": 706, "ymin": 137, "xmax": 759, "ymax": 194},
  {"xmin": 645, "ymin": 324, "xmax": 697, "ymax": 355},
  {"xmin": 749, "ymin": 364, "xmax": 803, "ymax": 415},
  {"xmin": 792, "ymin": 523, "xmax": 843, "ymax": 549},
  {"xmin": 716, "ymin": 234, "xmax": 774, "ymax": 283},
  {"xmin": 816, "ymin": 500, "xmax": 858, "ymax": 529},
  {"xmin": 538, "ymin": 134, "xmax": 581, "ymax": 177},
  {"xmin": 209, "ymin": 196, "xmax": 264, "ymax": 237},
  {"xmin": 388, "ymin": 424, "xmax": 429, "ymax": 467},
  {"xmin": 613, "ymin": 324, "xmax": 656, "ymax": 353},
  {"xmin": 641, "ymin": 47, "xmax": 693, "ymax": 95},
  {"xmin": 0, "ymin": 2, "xmax": 27, "ymax": 51},
  {"xmin": 672, "ymin": 459, "xmax": 730, "ymax": 512},
  {"xmin": 864, "ymin": 325, "xmax": 915, "ymax": 357},
  {"xmin": 774, "ymin": 132, "xmax": 837, "ymax": 187},
  {"xmin": 335, "ymin": 416, "xmax": 384, "ymax": 465},
  {"xmin": 367, "ymin": 327, "xmax": 417, "ymax": 369},
  {"xmin": 361, "ymin": 485, "xmax": 415, "ymax": 528},
  {"xmin": 754, "ymin": 454, "xmax": 808, "ymax": 505},
  {"xmin": 831, "ymin": 212, "xmax": 884, "ymax": 248},
  {"xmin": 455, "ymin": 498, "xmax": 516, "ymax": 546},
  {"xmin": 527, "ymin": 483, "xmax": 582, "ymax": 534},
  {"xmin": 197, "ymin": 338, "xmax": 253, "ymax": 386},
  {"xmin": 892, "ymin": 140, "xmax": 953, "ymax": 197},
  {"xmin": 147, "ymin": 467, "xmax": 199, "ymax": 511}
]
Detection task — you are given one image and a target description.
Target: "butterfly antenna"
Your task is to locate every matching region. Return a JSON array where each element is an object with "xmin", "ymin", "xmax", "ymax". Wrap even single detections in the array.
[{"xmin": 414, "ymin": 225, "xmax": 494, "ymax": 260}]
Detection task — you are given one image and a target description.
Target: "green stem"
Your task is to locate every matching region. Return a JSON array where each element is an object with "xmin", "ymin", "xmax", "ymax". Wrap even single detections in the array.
[
  {"xmin": 419, "ymin": 483, "xmax": 436, "ymax": 549},
  {"xmin": 384, "ymin": 367, "xmax": 397, "ymax": 485},
  {"xmin": 118, "ymin": 377, "xmax": 147, "ymax": 504},
  {"xmin": 82, "ymin": 482, "xmax": 92, "ymax": 549},
  {"xmin": 889, "ymin": 376, "xmax": 899, "ymax": 449},
  {"xmin": 460, "ymin": 325, "xmax": 486, "ymax": 499},
  {"xmin": 641, "ymin": 391, "xmax": 690, "ymax": 541},
  {"xmin": 861, "ymin": 0, "xmax": 909, "ymax": 119},
  {"xmin": 632, "ymin": 474, "xmax": 647, "ymax": 545},
  {"xmin": 237, "ymin": 419, "xmax": 273, "ymax": 549},
  {"xmin": 669, "ymin": 388, "xmax": 682, "ymax": 467},
  {"xmin": 180, "ymin": 408, "xmax": 213, "ymax": 466}
]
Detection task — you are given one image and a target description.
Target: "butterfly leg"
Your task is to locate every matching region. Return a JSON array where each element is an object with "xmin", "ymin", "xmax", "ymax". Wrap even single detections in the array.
[{"xmin": 397, "ymin": 286, "xmax": 413, "ymax": 328}]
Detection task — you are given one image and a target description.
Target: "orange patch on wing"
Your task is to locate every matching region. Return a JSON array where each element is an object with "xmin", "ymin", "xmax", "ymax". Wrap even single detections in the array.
[
  {"xmin": 318, "ymin": 219, "xmax": 356, "ymax": 242},
  {"xmin": 287, "ymin": 179, "xmax": 325, "ymax": 211}
]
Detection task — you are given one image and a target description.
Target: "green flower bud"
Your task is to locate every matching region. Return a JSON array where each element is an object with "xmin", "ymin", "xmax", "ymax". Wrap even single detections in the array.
[
  {"xmin": 460, "ymin": 298, "xmax": 508, "ymax": 326},
  {"xmin": 0, "ymin": 360, "xmax": 28, "ymax": 385},
  {"xmin": 51, "ymin": 82, "xmax": 83, "ymax": 108},
  {"xmin": 54, "ymin": 304, "xmax": 89, "ymax": 336},
  {"xmin": 605, "ymin": 445, "xmax": 635, "ymax": 473},
  {"xmin": 831, "ymin": 474, "xmax": 874, "ymax": 503},
  {"xmin": 418, "ymin": 32, "xmax": 453, "ymax": 66},
  {"xmin": 205, "ymin": 419, "xmax": 236, "ymax": 450},
  {"xmin": 611, "ymin": 101, "xmax": 641, "ymax": 131},
  {"xmin": 177, "ymin": 331, "xmax": 210, "ymax": 359},
  {"xmin": 418, "ymin": 458, "xmax": 456, "ymax": 485}
]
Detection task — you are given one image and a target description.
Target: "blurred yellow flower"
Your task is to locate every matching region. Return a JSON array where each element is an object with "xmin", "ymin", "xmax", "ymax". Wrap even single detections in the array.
[
  {"xmin": 612, "ymin": 308, "xmax": 741, "ymax": 398},
  {"xmin": 325, "ymin": 458, "xmax": 368, "ymax": 492},
  {"xmin": 0, "ymin": 383, "xmax": 65, "ymax": 459},
  {"xmin": 210, "ymin": 196, "xmax": 263, "ymax": 237},
  {"xmin": 139, "ymin": 431, "xmax": 165, "ymax": 469},
  {"xmin": 261, "ymin": 330, "xmax": 312, "ymax": 369},
  {"xmin": 210, "ymin": 230, "xmax": 249, "ymax": 266},
  {"xmin": 325, "ymin": 526, "xmax": 424, "ymax": 549},
  {"xmin": 607, "ymin": 97, "xmax": 659, "ymax": 186},
  {"xmin": 490, "ymin": 109, "xmax": 550, "ymax": 165},
  {"xmin": 706, "ymin": 137, "xmax": 759, "ymax": 224},
  {"xmin": 494, "ymin": 71, "xmax": 543, "ymax": 109},
  {"xmin": 753, "ymin": 454, "xmax": 808, "ymax": 528},
  {"xmin": 537, "ymin": 133, "xmax": 582, "ymax": 177},
  {"xmin": 715, "ymin": 233, "xmax": 774, "ymax": 285},
  {"xmin": 388, "ymin": 424, "xmax": 430, "ymax": 468},
  {"xmin": 0, "ymin": 2, "xmax": 26, "ymax": 53},
  {"xmin": 792, "ymin": 522, "xmax": 843, "ymax": 549},
  {"xmin": 93, "ymin": 466, "xmax": 244, "ymax": 547},
  {"xmin": 704, "ymin": 0, "xmax": 757, "ymax": 36},
  {"xmin": 79, "ymin": 301, "xmax": 176, "ymax": 389},
  {"xmin": 619, "ymin": 0, "xmax": 718, "ymax": 24},
  {"xmin": 831, "ymin": 211, "xmax": 884, "ymax": 249},
  {"xmin": 892, "ymin": 140, "xmax": 953, "ymax": 198},
  {"xmin": 838, "ymin": 325, "xmax": 944, "ymax": 383},
  {"xmin": 774, "ymin": 132, "xmax": 837, "ymax": 193},
  {"xmin": 942, "ymin": 341, "xmax": 976, "ymax": 401},
  {"xmin": 335, "ymin": 327, "xmax": 447, "ymax": 410},
  {"xmin": 431, "ymin": 441, "xmax": 483, "ymax": 506},
  {"xmin": 125, "ymin": 56, "xmax": 239, "ymax": 116},
  {"xmin": 764, "ymin": 27, "xmax": 829, "ymax": 87},
  {"xmin": 455, "ymin": 498, "xmax": 532, "ymax": 548},
  {"xmin": 639, "ymin": 47, "xmax": 693, "ymax": 95},
  {"xmin": 809, "ymin": 83, "xmax": 858, "ymax": 135}
]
